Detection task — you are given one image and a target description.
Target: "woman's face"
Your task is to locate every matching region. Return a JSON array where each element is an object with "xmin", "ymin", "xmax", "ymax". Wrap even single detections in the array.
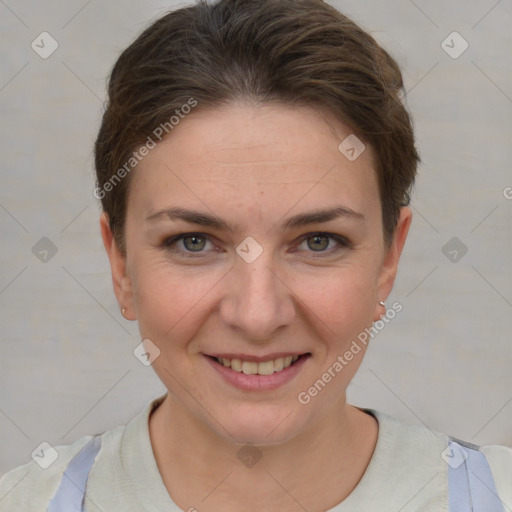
[{"xmin": 102, "ymin": 102, "xmax": 411, "ymax": 445}]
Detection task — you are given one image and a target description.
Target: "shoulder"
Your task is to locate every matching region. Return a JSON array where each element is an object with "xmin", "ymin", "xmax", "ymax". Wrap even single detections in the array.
[
  {"xmin": 480, "ymin": 443, "xmax": 512, "ymax": 508},
  {"xmin": 0, "ymin": 435, "xmax": 94, "ymax": 511},
  {"xmin": 0, "ymin": 397, "xmax": 155, "ymax": 512},
  {"xmin": 366, "ymin": 408, "xmax": 449, "ymax": 461},
  {"xmin": 366, "ymin": 408, "xmax": 512, "ymax": 508}
]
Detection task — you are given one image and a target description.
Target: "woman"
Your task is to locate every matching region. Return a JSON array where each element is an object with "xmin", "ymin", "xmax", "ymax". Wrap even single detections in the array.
[{"xmin": 1, "ymin": 0, "xmax": 510, "ymax": 510}]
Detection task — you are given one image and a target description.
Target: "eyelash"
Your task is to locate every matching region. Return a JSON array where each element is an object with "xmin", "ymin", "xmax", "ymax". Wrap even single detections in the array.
[{"xmin": 161, "ymin": 232, "xmax": 351, "ymax": 258}]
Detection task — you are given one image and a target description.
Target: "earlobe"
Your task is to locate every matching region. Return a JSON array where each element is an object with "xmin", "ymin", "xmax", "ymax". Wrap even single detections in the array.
[
  {"xmin": 374, "ymin": 207, "xmax": 412, "ymax": 321},
  {"xmin": 99, "ymin": 213, "xmax": 135, "ymax": 320}
]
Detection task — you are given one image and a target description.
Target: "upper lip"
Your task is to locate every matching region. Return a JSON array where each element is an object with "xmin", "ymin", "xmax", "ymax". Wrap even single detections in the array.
[{"xmin": 205, "ymin": 352, "xmax": 310, "ymax": 362}]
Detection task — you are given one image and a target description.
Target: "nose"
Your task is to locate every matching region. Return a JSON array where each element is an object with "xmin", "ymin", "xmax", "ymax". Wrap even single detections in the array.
[{"xmin": 219, "ymin": 245, "xmax": 296, "ymax": 342}]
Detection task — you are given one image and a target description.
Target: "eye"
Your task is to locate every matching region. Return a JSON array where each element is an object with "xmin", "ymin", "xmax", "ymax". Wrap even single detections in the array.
[
  {"xmin": 161, "ymin": 231, "xmax": 351, "ymax": 258},
  {"xmin": 296, "ymin": 232, "xmax": 351, "ymax": 256},
  {"xmin": 162, "ymin": 233, "xmax": 216, "ymax": 257}
]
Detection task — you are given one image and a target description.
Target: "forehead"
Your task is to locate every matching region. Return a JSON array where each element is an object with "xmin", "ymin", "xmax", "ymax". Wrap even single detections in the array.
[{"xmin": 128, "ymin": 102, "xmax": 379, "ymax": 218}]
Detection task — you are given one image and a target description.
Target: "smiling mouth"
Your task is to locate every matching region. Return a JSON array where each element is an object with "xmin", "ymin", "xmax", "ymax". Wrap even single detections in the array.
[{"xmin": 208, "ymin": 354, "xmax": 310, "ymax": 376}]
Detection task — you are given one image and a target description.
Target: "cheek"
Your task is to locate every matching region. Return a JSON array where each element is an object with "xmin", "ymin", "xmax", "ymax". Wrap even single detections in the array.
[
  {"xmin": 130, "ymin": 246, "xmax": 381, "ymax": 352},
  {"xmin": 130, "ymin": 257, "xmax": 221, "ymax": 345},
  {"xmin": 291, "ymin": 264, "xmax": 378, "ymax": 338}
]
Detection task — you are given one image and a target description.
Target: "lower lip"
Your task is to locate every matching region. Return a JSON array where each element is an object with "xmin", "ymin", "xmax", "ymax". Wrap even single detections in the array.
[{"xmin": 204, "ymin": 355, "xmax": 310, "ymax": 391}]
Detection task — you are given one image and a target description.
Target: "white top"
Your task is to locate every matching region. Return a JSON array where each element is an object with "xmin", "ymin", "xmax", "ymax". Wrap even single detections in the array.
[{"xmin": 1, "ymin": 393, "xmax": 511, "ymax": 511}]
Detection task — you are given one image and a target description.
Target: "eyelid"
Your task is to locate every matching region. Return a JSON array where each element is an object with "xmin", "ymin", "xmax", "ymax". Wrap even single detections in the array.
[
  {"xmin": 297, "ymin": 231, "xmax": 352, "ymax": 250},
  {"xmin": 161, "ymin": 231, "xmax": 351, "ymax": 257},
  {"xmin": 161, "ymin": 232, "xmax": 217, "ymax": 257}
]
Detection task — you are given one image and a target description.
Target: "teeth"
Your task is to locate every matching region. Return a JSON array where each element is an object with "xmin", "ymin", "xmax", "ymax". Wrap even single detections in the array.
[
  {"xmin": 231, "ymin": 359, "xmax": 242, "ymax": 372},
  {"xmin": 215, "ymin": 355, "xmax": 302, "ymax": 375},
  {"xmin": 242, "ymin": 361, "xmax": 258, "ymax": 375},
  {"xmin": 257, "ymin": 360, "xmax": 275, "ymax": 376}
]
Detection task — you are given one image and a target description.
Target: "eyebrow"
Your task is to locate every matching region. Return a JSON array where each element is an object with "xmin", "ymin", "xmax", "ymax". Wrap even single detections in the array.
[{"xmin": 145, "ymin": 205, "xmax": 365, "ymax": 232}]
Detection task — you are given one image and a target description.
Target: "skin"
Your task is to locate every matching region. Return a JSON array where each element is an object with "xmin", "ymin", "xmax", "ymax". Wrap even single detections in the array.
[{"xmin": 100, "ymin": 101, "xmax": 412, "ymax": 511}]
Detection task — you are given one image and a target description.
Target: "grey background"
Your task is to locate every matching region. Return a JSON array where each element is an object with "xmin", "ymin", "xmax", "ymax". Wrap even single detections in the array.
[{"xmin": 1, "ymin": 0, "xmax": 511, "ymax": 476}]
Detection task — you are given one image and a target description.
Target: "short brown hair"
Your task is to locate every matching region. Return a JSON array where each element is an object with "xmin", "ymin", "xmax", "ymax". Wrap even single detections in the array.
[{"xmin": 94, "ymin": 0, "xmax": 420, "ymax": 255}]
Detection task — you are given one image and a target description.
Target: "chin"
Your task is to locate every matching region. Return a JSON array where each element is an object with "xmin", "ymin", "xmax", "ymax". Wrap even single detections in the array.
[{"xmin": 211, "ymin": 405, "xmax": 305, "ymax": 446}]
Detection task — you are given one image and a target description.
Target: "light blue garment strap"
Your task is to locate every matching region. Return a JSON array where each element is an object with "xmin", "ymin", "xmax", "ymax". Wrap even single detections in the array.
[
  {"xmin": 47, "ymin": 434, "xmax": 102, "ymax": 512},
  {"xmin": 447, "ymin": 439, "xmax": 505, "ymax": 512}
]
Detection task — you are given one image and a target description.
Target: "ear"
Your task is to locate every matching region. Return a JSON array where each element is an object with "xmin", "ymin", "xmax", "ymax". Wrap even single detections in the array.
[
  {"xmin": 99, "ymin": 212, "xmax": 136, "ymax": 320},
  {"xmin": 374, "ymin": 206, "xmax": 412, "ymax": 321}
]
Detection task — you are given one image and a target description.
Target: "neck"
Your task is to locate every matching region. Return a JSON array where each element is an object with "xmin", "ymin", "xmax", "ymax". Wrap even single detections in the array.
[{"xmin": 149, "ymin": 394, "xmax": 378, "ymax": 512}]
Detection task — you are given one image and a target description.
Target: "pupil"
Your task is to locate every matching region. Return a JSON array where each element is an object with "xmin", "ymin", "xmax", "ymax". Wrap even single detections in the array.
[
  {"xmin": 310, "ymin": 235, "xmax": 327, "ymax": 251},
  {"xmin": 186, "ymin": 236, "xmax": 204, "ymax": 251}
]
